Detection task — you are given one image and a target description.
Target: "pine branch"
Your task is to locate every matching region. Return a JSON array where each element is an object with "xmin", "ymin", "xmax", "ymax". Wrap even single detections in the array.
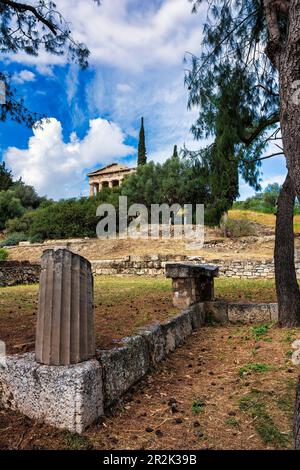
[{"xmin": 0, "ymin": 0, "xmax": 58, "ymax": 35}]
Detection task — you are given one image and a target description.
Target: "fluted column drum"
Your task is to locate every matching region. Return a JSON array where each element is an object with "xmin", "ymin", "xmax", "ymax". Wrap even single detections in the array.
[{"xmin": 35, "ymin": 249, "xmax": 95, "ymax": 365}]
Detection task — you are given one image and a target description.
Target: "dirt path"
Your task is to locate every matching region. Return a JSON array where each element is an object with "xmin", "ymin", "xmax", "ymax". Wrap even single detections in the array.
[{"xmin": 1, "ymin": 324, "xmax": 299, "ymax": 450}]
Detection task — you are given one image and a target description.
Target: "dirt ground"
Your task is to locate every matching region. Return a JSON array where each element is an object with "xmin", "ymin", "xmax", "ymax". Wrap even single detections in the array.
[
  {"xmin": 0, "ymin": 277, "xmax": 177, "ymax": 354},
  {"xmin": 1, "ymin": 324, "xmax": 299, "ymax": 450},
  {"xmin": 0, "ymin": 277, "xmax": 280, "ymax": 355}
]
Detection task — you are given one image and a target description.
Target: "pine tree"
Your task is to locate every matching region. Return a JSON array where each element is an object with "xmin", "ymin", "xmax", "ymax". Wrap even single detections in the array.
[
  {"xmin": 186, "ymin": 1, "xmax": 300, "ymax": 326},
  {"xmin": 137, "ymin": 117, "xmax": 147, "ymax": 166},
  {"xmin": 172, "ymin": 145, "xmax": 179, "ymax": 159}
]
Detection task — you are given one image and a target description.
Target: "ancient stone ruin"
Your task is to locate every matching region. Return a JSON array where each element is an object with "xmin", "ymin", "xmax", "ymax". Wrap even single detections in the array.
[
  {"xmin": 35, "ymin": 248, "xmax": 95, "ymax": 365},
  {"xmin": 165, "ymin": 262, "xmax": 219, "ymax": 308}
]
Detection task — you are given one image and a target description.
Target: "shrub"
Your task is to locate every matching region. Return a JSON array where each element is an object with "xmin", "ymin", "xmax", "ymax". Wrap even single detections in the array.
[
  {"xmin": 0, "ymin": 232, "xmax": 28, "ymax": 247},
  {"xmin": 0, "ymin": 248, "xmax": 8, "ymax": 260},
  {"xmin": 221, "ymin": 218, "xmax": 256, "ymax": 238},
  {"xmin": 29, "ymin": 233, "xmax": 44, "ymax": 244}
]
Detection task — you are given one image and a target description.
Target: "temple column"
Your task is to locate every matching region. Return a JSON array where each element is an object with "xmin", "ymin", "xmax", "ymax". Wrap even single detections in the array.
[{"xmin": 35, "ymin": 248, "xmax": 95, "ymax": 365}]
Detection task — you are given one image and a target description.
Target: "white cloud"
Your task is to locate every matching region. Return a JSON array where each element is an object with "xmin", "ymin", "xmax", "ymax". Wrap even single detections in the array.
[
  {"xmin": 12, "ymin": 69, "xmax": 36, "ymax": 84},
  {"xmin": 5, "ymin": 117, "xmax": 134, "ymax": 199}
]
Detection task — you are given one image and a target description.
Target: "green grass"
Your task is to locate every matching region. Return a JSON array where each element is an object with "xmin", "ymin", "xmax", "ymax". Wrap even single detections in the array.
[
  {"xmin": 192, "ymin": 398, "xmax": 206, "ymax": 414},
  {"xmin": 224, "ymin": 417, "xmax": 239, "ymax": 427},
  {"xmin": 62, "ymin": 431, "xmax": 92, "ymax": 450},
  {"xmin": 239, "ymin": 363, "xmax": 273, "ymax": 377},
  {"xmin": 251, "ymin": 325, "xmax": 270, "ymax": 341},
  {"xmin": 239, "ymin": 390, "xmax": 290, "ymax": 448}
]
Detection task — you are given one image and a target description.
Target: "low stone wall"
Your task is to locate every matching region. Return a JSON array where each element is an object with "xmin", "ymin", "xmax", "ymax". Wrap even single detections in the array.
[
  {"xmin": 1, "ymin": 255, "xmax": 299, "ymax": 284},
  {"xmin": 91, "ymin": 255, "xmax": 278, "ymax": 279},
  {"xmin": 0, "ymin": 301, "xmax": 278, "ymax": 433},
  {"xmin": 0, "ymin": 261, "xmax": 41, "ymax": 287}
]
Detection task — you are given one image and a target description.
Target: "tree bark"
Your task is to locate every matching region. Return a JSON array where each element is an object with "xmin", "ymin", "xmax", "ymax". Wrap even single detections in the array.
[
  {"xmin": 294, "ymin": 377, "xmax": 300, "ymax": 449},
  {"xmin": 275, "ymin": 173, "xmax": 300, "ymax": 326},
  {"xmin": 264, "ymin": 1, "xmax": 300, "ymax": 200}
]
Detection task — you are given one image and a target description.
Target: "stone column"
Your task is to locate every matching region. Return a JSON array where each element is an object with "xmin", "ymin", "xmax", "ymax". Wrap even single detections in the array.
[
  {"xmin": 35, "ymin": 248, "xmax": 95, "ymax": 365},
  {"xmin": 90, "ymin": 184, "xmax": 94, "ymax": 197},
  {"xmin": 108, "ymin": 180, "xmax": 113, "ymax": 189}
]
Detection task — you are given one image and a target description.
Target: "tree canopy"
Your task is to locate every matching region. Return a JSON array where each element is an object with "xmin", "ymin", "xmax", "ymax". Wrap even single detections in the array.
[
  {"xmin": 0, "ymin": 0, "xmax": 100, "ymax": 126},
  {"xmin": 184, "ymin": 0, "xmax": 282, "ymax": 223}
]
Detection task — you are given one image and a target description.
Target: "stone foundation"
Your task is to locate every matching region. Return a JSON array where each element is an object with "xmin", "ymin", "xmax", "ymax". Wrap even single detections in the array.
[{"xmin": 0, "ymin": 354, "xmax": 103, "ymax": 433}]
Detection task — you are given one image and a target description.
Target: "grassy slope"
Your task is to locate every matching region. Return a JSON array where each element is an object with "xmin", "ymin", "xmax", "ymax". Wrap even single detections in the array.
[{"xmin": 229, "ymin": 209, "xmax": 300, "ymax": 233}]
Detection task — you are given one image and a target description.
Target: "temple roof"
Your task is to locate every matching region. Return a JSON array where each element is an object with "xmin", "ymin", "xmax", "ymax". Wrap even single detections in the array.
[{"xmin": 87, "ymin": 163, "xmax": 135, "ymax": 177}]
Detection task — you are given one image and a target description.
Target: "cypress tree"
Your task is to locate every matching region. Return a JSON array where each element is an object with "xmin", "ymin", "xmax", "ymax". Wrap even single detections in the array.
[
  {"xmin": 137, "ymin": 117, "xmax": 147, "ymax": 166},
  {"xmin": 172, "ymin": 145, "xmax": 179, "ymax": 159}
]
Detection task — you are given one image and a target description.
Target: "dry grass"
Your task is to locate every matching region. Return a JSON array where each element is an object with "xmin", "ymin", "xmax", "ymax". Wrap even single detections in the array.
[{"xmin": 229, "ymin": 209, "xmax": 300, "ymax": 233}]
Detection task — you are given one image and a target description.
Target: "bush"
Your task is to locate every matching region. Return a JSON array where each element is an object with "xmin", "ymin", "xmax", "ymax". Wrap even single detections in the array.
[
  {"xmin": 29, "ymin": 233, "xmax": 44, "ymax": 244},
  {"xmin": 0, "ymin": 232, "xmax": 28, "ymax": 247},
  {"xmin": 0, "ymin": 248, "xmax": 8, "ymax": 260},
  {"xmin": 221, "ymin": 218, "xmax": 256, "ymax": 238},
  {"xmin": 0, "ymin": 190, "xmax": 25, "ymax": 230}
]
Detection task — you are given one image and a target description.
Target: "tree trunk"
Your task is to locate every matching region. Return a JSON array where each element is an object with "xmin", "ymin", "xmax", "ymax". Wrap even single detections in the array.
[
  {"xmin": 264, "ymin": 1, "xmax": 300, "ymax": 198},
  {"xmin": 275, "ymin": 173, "xmax": 300, "ymax": 326},
  {"xmin": 294, "ymin": 378, "xmax": 300, "ymax": 449},
  {"xmin": 278, "ymin": 3, "xmax": 300, "ymax": 199}
]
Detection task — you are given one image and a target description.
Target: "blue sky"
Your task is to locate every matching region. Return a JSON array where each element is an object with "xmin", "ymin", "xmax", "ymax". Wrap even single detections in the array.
[{"xmin": 0, "ymin": 0, "xmax": 287, "ymax": 200}]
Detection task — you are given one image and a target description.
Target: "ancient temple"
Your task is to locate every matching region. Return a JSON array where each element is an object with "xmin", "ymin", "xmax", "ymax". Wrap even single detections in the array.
[{"xmin": 88, "ymin": 163, "xmax": 136, "ymax": 197}]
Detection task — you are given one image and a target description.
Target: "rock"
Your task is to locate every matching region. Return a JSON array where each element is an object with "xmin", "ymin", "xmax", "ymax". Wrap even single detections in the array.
[
  {"xmin": 292, "ymin": 340, "xmax": 300, "ymax": 350},
  {"xmin": 292, "ymin": 350, "xmax": 300, "ymax": 365}
]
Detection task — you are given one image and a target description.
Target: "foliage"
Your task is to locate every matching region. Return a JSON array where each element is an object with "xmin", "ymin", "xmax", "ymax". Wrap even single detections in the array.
[
  {"xmin": 0, "ymin": 247, "xmax": 8, "ymax": 260},
  {"xmin": 0, "ymin": 161, "xmax": 13, "ymax": 191},
  {"xmin": 6, "ymin": 188, "xmax": 121, "ymax": 241},
  {"xmin": 184, "ymin": 1, "xmax": 280, "ymax": 224},
  {"xmin": 0, "ymin": 190, "xmax": 25, "ymax": 229},
  {"xmin": 0, "ymin": 1, "xmax": 101, "ymax": 126},
  {"xmin": 221, "ymin": 218, "xmax": 256, "ymax": 238},
  {"xmin": 11, "ymin": 180, "xmax": 46, "ymax": 209},
  {"xmin": 192, "ymin": 398, "xmax": 205, "ymax": 414},
  {"xmin": 122, "ymin": 154, "xmax": 211, "ymax": 222},
  {"xmin": 239, "ymin": 363, "xmax": 272, "ymax": 377},
  {"xmin": 0, "ymin": 231, "xmax": 28, "ymax": 247},
  {"xmin": 137, "ymin": 117, "xmax": 147, "ymax": 166},
  {"xmin": 251, "ymin": 325, "xmax": 270, "ymax": 341}
]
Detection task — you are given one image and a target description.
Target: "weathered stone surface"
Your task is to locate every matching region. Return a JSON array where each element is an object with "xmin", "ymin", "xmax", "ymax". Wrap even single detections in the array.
[
  {"xmin": 97, "ymin": 336, "xmax": 149, "ymax": 406},
  {"xmin": 162, "ymin": 311, "xmax": 193, "ymax": 354},
  {"xmin": 204, "ymin": 301, "xmax": 229, "ymax": 324},
  {"xmin": 187, "ymin": 303, "xmax": 206, "ymax": 330},
  {"xmin": 270, "ymin": 303, "xmax": 279, "ymax": 322},
  {"xmin": 0, "ymin": 353, "xmax": 103, "ymax": 433},
  {"xmin": 228, "ymin": 303, "xmax": 271, "ymax": 324},
  {"xmin": 36, "ymin": 248, "xmax": 95, "ymax": 365},
  {"xmin": 292, "ymin": 339, "xmax": 300, "ymax": 350},
  {"xmin": 138, "ymin": 324, "xmax": 166, "ymax": 364},
  {"xmin": 165, "ymin": 263, "xmax": 219, "ymax": 279},
  {"xmin": 0, "ymin": 260, "xmax": 41, "ymax": 287}
]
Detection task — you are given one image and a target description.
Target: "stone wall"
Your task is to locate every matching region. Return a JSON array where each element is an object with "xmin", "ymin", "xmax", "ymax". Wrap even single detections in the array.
[
  {"xmin": 1, "ymin": 254, "xmax": 300, "ymax": 285},
  {"xmin": 0, "ymin": 261, "xmax": 41, "ymax": 287},
  {"xmin": 91, "ymin": 255, "xmax": 278, "ymax": 279}
]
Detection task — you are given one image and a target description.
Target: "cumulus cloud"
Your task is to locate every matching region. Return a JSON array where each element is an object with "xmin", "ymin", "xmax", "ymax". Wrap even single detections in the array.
[
  {"xmin": 12, "ymin": 69, "xmax": 36, "ymax": 84},
  {"xmin": 5, "ymin": 117, "xmax": 134, "ymax": 199}
]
